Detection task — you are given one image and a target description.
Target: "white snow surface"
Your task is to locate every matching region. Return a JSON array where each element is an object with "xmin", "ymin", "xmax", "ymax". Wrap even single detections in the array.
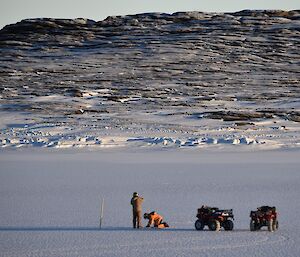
[
  {"xmin": 0, "ymin": 149, "xmax": 299, "ymax": 257},
  {"xmin": 0, "ymin": 11, "xmax": 300, "ymax": 256}
]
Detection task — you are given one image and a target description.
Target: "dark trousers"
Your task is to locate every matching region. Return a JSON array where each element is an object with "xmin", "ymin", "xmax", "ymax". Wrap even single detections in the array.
[{"xmin": 133, "ymin": 210, "xmax": 142, "ymax": 228}]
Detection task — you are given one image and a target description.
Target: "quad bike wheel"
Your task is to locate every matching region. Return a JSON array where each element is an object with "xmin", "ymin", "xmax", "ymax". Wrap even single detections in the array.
[
  {"xmin": 250, "ymin": 220, "xmax": 256, "ymax": 231},
  {"xmin": 268, "ymin": 219, "xmax": 274, "ymax": 232},
  {"xmin": 272, "ymin": 220, "xmax": 279, "ymax": 231},
  {"xmin": 223, "ymin": 220, "xmax": 234, "ymax": 231},
  {"xmin": 208, "ymin": 219, "xmax": 221, "ymax": 231},
  {"xmin": 195, "ymin": 219, "xmax": 205, "ymax": 230}
]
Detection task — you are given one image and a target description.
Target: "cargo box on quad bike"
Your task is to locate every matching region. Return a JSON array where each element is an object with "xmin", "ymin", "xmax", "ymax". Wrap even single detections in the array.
[
  {"xmin": 195, "ymin": 206, "xmax": 234, "ymax": 231},
  {"xmin": 250, "ymin": 206, "xmax": 278, "ymax": 232}
]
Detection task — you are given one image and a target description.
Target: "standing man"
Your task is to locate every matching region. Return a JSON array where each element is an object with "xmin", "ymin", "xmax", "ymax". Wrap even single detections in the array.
[{"xmin": 130, "ymin": 192, "xmax": 144, "ymax": 229}]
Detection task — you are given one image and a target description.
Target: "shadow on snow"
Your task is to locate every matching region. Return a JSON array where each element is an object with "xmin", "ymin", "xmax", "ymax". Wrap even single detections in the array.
[{"xmin": 0, "ymin": 226, "xmax": 256, "ymax": 232}]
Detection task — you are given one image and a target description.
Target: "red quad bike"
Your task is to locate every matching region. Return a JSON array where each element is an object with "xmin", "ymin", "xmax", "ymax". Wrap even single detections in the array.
[
  {"xmin": 250, "ymin": 206, "xmax": 278, "ymax": 232},
  {"xmin": 195, "ymin": 206, "xmax": 234, "ymax": 231}
]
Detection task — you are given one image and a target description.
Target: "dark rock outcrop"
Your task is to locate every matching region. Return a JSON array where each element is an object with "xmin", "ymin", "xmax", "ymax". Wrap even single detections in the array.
[{"xmin": 0, "ymin": 10, "xmax": 299, "ymax": 123}]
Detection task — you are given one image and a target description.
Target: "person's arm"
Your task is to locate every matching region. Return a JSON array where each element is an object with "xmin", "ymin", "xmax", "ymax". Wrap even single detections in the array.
[{"xmin": 146, "ymin": 216, "xmax": 154, "ymax": 227}]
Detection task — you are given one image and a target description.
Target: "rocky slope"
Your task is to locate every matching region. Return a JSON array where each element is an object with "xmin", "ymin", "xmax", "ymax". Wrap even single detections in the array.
[{"xmin": 0, "ymin": 10, "xmax": 299, "ymax": 149}]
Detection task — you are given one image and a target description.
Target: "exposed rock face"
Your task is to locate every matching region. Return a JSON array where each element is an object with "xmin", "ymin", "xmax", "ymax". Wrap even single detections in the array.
[{"xmin": 0, "ymin": 10, "xmax": 299, "ymax": 148}]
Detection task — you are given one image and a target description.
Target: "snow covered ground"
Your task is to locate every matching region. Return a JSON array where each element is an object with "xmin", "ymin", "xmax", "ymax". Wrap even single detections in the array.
[{"xmin": 0, "ymin": 149, "xmax": 299, "ymax": 257}]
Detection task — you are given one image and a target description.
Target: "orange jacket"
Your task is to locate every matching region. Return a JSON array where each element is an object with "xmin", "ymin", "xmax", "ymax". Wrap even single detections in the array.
[{"xmin": 147, "ymin": 212, "xmax": 163, "ymax": 227}]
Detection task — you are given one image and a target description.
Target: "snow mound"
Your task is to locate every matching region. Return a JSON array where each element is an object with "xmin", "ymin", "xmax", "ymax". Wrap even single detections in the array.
[
  {"xmin": 0, "ymin": 135, "xmax": 260, "ymax": 149},
  {"xmin": 127, "ymin": 136, "xmax": 259, "ymax": 147}
]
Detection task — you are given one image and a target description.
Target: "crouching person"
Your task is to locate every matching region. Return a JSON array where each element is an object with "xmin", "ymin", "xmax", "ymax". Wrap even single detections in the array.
[{"xmin": 144, "ymin": 211, "xmax": 169, "ymax": 228}]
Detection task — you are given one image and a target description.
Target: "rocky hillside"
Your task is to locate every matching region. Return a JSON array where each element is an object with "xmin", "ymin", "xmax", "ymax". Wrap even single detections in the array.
[{"xmin": 0, "ymin": 10, "xmax": 299, "ymax": 149}]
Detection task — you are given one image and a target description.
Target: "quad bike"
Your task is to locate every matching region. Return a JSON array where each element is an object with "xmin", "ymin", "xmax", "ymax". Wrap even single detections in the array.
[
  {"xmin": 195, "ymin": 206, "xmax": 234, "ymax": 231},
  {"xmin": 250, "ymin": 206, "xmax": 278, "ymax": 232}
]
